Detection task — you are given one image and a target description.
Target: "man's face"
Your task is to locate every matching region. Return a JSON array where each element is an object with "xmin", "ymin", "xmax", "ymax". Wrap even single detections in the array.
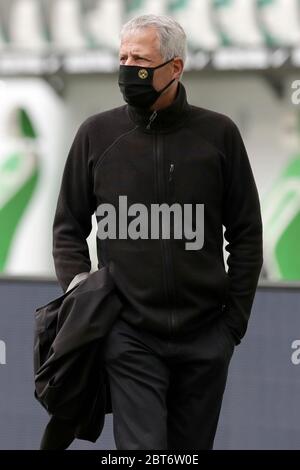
[{"xmin": 119, "ymin": 26, "xmax": 175, "ymax": 92}]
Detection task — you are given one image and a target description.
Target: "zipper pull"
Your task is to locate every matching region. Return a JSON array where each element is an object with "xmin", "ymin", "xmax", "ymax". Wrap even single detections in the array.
[
  {"xmin": 169, "ymin": 163, "xmax": 175, "ymax": 182},
  {"xmin": 146, "ymin": 110, "xmax": 158, "ymax": 130}
]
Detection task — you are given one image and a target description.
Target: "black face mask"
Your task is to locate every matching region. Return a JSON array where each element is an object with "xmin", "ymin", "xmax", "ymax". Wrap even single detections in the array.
[{"xmin": 118, "ymin": 57, "xmax": 175, "ymax": 108}]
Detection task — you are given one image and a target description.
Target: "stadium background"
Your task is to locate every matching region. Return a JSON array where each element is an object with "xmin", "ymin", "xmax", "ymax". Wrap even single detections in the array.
[{"xmin": 1, "ymin": 0, "xmax": 300, "ymax": 449}]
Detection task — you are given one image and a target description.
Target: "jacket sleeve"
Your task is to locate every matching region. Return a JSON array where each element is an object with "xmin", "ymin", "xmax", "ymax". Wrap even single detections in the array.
[
  {"xmin": 52, "ymin": 121, "xmax": 96, "ymax": 292},
  {"xmin": 222, "ymin": 121, "xmax": 263, "ymax": 345}
]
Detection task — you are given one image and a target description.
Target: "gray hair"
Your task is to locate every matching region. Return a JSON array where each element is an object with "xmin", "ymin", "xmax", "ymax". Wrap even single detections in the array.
[{"xmin": 120, "ymin": 14, "xmax": 187, "ymax": 64}]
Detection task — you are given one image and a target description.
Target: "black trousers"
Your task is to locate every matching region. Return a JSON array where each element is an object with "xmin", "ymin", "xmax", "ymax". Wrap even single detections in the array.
[{"xmin": 103, "ymin": 315, "xmax": 235, "ymax": 450}]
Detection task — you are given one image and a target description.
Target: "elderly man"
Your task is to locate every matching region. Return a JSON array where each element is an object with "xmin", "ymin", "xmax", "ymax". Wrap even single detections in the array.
[{"xmin": 52, "ymin": 15, "xmax": 263, "ymax": 450}]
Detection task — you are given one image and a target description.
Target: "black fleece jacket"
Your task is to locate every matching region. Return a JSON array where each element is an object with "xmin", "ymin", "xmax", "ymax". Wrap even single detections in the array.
[{"xmin": 52, "ymin": 82, "xmax": 263, "ymax": 345}]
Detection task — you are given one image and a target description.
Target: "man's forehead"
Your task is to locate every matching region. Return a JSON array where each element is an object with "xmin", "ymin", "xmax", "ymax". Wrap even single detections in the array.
[{"xmin": 120, "ymin": 28, "xmax": 160, "ymax": 54}]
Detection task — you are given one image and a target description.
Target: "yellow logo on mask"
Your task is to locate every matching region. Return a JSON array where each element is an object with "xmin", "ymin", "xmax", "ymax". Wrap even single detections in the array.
[{"xmin": 138, "ymin": 69, "xmax": 148, "ymax": 79}]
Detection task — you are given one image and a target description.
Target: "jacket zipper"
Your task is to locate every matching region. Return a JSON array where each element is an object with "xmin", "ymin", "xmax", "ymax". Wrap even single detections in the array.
[
  {"xmin": 146, "ymin": 110, "xmax": 158, "ymax": 130},
  {"xmin": 154, "ymin": 131, "xmax": 177, "ymax": 337}
]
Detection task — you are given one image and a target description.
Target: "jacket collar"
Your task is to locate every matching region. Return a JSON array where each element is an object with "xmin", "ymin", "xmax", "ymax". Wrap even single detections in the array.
[{"xmin": 127, "ymin": 81, "xmax": 191, "ymax": 133}]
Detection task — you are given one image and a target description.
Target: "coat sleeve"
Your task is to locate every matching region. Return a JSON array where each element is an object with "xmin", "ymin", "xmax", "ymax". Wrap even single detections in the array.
[
  {"xmin": 52, "ymin": 121, "xmax": 96, "ymax": 292},
  {"xmin": 222, "ymin": 121, "xmax": 263, "ymax": 345}
]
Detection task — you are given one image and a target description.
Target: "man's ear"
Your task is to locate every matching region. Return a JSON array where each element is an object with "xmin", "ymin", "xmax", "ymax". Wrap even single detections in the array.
[{"xmin": 173, "ymin": 57, "xmax": 184, "ymax": 80}]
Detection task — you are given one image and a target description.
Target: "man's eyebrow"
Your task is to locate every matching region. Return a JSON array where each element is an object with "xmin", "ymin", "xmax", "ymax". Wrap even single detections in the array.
[
  {"xmin": 132, "ymin": 53, "xmax": 151, "ymax": 59},
  {"xmin": 119, "ymin": 52, "xmax": 152, "ymax": 60}
]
